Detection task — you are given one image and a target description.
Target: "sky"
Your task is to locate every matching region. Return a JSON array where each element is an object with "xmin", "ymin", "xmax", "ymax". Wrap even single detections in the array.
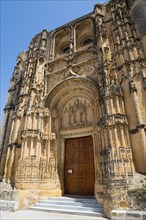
[{"xmin": 1, "ymin": 0, "xmax": 107, "ymax": 123}]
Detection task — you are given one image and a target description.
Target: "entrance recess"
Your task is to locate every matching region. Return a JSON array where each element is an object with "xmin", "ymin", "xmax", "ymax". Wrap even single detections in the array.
[{"xmin": 64, "ymin": 136, "xmax": 95, "ymax": 195}]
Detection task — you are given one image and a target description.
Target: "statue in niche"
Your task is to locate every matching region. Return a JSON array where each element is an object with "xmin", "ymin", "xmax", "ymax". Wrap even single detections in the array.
[
  {"xmin": 68, "ymin": 113, "xmax": 71, "ymax": 125},
  {"xmin": 73, "ymin": 111, "xmax": 76, "ymax": 125},
  {"xmin": 49, "ymin": 154, "xmax": 56, "ymax": 180},
  {"xmin": 39, "ymin": 153, "xmax": 47, "ymax": 180},
  {"xmin": 114, "ymin": 161, "xmax": 120, "ymax": 178},
  {"xmin": 74, "ymin": 99, "xmax": 79, "ymax": 109},
  {"xmin": 127, "ymin": 150, "xmax": 133, "ymax": 175},
  {"xmin": 52, "ymin": 107, "xmax": 58, "ymax": 118},
  {"xmin": 26, "ymin": 157, "xmax": 31, "ymax": 179},
  {"xmin": 80, "ymin": 112, "xmax": 83, "ymax": 124},
  {"xmin": 120, "ymin": 161, "xmax": 125, "ymax": 176},
  {"xmin": 31, "ymin": 156, "xmax": 36, "ymax": 179},
  {"xmin": 129, "ymin": 80, "xmax": 137, "ymax": 93},
  {"xmin": 110, "ymin": 161, "xmax": 114, "ymax": 177}
]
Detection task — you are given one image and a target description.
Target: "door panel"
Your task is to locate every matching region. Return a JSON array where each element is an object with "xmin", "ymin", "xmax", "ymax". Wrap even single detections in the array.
[{"xmin": 64, "ymin": 136, "xmax": 94, "ymax": 195}]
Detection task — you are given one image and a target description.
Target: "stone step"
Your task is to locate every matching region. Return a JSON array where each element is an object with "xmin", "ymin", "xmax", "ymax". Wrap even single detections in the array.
[
  {"xmin": 47, "ymin": 196, "xmax": 97, "ymax": 203},
  {"xmin": 39, "ymin": 200, "xmax": 101, "ymax": 208},
  {"xmin": 29, "ymin": 196, "xmax": 105, "ymax": 217},
  {"xmin": 34, "ymin": 203, "xmax": 104, "ymax": 212},
  {"xmin": 30, "ymin": 206, "xmax": 105, "ymax": 217}
]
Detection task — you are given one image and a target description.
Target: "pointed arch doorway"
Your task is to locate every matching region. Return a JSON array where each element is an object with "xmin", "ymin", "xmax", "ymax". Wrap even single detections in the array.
[
  {"xmin": 64, "ymin": 135, "xmax": 95, "ymax": 195},
  {"xmin": 45, "ymin": 76, "xmax": 100, "ymax": 196}
]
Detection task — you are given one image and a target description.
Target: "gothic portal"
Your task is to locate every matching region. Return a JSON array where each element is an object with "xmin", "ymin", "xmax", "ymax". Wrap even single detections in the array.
[{"xmin": 0, "ymin": 0, "xmax": 146, "ymax": 218}]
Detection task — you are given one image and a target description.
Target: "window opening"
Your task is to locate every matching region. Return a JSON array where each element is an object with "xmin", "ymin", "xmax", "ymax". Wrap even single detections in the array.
[
  {"xmin": 82, "ymin": 39, "xmax": 93, "ymax": 46},
  {"xmin": 62, "ymin": 46, "xmax": 70, "ymax": 54}
]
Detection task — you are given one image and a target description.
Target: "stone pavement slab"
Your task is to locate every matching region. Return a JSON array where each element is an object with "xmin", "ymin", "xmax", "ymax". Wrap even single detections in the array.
[{"xmin": 1, "ymin": 210, "xmax": 109, "ymax": 220}]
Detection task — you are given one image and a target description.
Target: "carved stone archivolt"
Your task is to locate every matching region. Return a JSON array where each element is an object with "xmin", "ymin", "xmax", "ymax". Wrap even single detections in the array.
[{"xmin": 45, "ymin": 76, "xmax": 99, "ymax": 110}]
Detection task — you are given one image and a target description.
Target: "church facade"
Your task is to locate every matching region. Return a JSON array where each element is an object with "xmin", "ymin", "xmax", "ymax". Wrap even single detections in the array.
[{"xmin": 0, "ymin": 0, "xmax": 146, "ymax": 218}]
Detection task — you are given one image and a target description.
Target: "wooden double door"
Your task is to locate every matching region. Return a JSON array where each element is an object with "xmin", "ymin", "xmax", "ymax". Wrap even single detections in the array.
[{"xmin": 64, "ymin": 136, "xmax": 95, "ymax": 195}]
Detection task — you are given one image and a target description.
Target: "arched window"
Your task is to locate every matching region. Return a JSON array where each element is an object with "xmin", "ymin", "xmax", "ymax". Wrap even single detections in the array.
[
  {"xmin": 62, "ymin": 46, "xmax": 70, "ymax": 54},
  {"xmin": 59, "ymin": 44, "xmax": 70, "ymax": 54},
  {"xmin": 82, "ymin": 38, "xmax": 93, "ymax": 46}
]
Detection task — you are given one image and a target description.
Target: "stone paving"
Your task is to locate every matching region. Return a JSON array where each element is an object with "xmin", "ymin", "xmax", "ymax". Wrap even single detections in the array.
[{"xmin": 1, "ymin": 210, "xmax": 108, "ymax": 220}]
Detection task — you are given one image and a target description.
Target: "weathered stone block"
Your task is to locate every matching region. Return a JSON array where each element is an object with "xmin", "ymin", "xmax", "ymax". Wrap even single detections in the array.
[
  {"xmin": 142, "ymin": 212, "xmax": 146, "ymax": 220},
  {"xmin": 0, "ymin": 182, "xmax": 18, "ymax": 201},
  {"xmin": 0, "ymin": 200, "xmax": 19, "ymax": 211},
  {"xmin": 126, "ymin": 211, "xmax": 141, "ymax": 220},
  {"xmin": 111, "ymin": 210, "xmax": 126, "ymax": 220},
  {"xmin": 128, "ymin": 173, "xmax": 146, "ymax": 211}
]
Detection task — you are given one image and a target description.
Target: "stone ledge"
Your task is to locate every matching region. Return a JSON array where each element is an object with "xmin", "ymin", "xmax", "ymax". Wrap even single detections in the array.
[
  {"xmin": 0, "ymin": 200, "xmax": 19, "ymax": 211},
  {"xmin": 111, "ymin": 210, "xmax": 146, "ymax": 220}
]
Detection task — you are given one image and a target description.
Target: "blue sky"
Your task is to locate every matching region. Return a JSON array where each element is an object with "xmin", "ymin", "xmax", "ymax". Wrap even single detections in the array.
[{"xmin": 1, "ymin": 0, "xmax": 107, "ymax": 123}]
